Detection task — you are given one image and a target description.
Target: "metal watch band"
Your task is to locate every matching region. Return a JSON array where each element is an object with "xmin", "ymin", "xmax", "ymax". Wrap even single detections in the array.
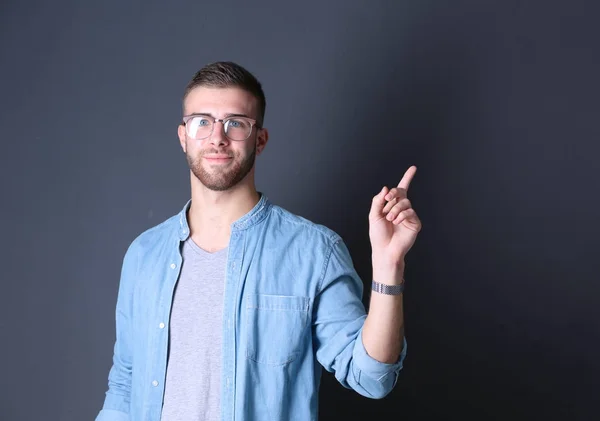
[{"xmin": 371, "ymin": 280, "xmax": 405, "ymax": 295}]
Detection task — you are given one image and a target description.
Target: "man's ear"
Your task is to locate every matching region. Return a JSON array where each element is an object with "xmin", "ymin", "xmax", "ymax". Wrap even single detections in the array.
[
  {"xmin": 256, "ymin": 127, "xmax": 269, "ymax": 155},
  {"xmin": 178, "ymin": 124, "xmax": 187, "ymax": 153}
]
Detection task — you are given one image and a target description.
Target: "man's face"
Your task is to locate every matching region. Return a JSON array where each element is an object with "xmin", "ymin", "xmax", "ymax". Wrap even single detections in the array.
[{"xmin": 178, "ymin": 86, "xmax": 267, "ymax": 191}]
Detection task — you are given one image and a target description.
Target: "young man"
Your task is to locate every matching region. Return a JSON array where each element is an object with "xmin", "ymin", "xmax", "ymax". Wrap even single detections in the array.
[{"xmin": 95, "ymin": 61, "xmax": 422, "ymax": 421}]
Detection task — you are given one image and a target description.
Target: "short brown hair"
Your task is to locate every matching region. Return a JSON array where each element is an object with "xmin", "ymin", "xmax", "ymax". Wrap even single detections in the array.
[{"xmin": 183, "ymin": 61, "xmax": 266, "ymax": 126}]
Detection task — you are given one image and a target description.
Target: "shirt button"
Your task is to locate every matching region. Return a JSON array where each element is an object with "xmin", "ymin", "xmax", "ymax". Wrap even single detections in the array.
[
  {"xmin": 170, "ymin": 263, "xmax": 176, "ymax": 269},
  {"xmin": 159, "ymin": 322, "xmax": 165, "ymax": 329},
  {"xmin": 152, "ymin": 380, "xmax": 159, "ymax": 387}
]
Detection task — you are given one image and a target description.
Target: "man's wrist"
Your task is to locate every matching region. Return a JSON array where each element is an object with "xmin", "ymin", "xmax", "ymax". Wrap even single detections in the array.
[{"xmin": 372, "ymin": 259, "xmax": 405, "ymax": 286}]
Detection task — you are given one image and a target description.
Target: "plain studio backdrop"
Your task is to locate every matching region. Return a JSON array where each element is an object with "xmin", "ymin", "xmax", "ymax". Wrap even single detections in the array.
[{"xmin": 0, "ymin": 0, "xmax": 598, "ymax": 420}]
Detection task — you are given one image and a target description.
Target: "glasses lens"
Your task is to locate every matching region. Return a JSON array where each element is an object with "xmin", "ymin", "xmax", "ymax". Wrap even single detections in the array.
[
  {"xmin": 187, "ymin": 116, "xmax": 213, "ymax": 139},
  {"xmin": 224, "ymin": 118, "xmax": 252, "ymax": 140}
]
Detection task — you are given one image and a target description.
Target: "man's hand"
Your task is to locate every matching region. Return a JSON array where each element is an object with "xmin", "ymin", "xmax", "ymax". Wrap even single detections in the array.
[{"xmin": 369, "ymin": 165, "xmax": 422, "ymax": 270}]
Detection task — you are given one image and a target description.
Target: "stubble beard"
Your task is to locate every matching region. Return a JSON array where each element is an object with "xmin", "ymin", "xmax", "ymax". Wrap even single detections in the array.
[{"xmin": 186, "ymin": 139, "xmax": 257, "ymax": 191}]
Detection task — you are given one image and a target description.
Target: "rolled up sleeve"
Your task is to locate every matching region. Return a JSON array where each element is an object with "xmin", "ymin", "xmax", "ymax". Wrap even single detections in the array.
[
  {"xmin": 313, "ymin": 238, "xmax": 407, "ymax": 399},
  {"xmin": 351, "ymin": 328, "xmax": 407, "ymax": 397}
]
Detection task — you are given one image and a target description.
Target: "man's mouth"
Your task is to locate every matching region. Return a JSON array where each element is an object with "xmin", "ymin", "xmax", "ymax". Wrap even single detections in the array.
[{"xmin": 203, "ymin": 154, "xmax": 233, "ymax": 163}]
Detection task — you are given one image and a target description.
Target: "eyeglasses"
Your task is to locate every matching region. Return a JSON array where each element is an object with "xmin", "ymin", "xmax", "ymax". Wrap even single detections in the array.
[{"xmin": 182, "ymin": 114, "xmax": 259, "ymax": 141}]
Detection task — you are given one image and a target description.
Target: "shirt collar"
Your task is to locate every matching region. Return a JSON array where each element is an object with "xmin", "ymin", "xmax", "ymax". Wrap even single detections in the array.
[{"xmin": 178, "ymin": 192, "xmax": 271, "ymax": 240}]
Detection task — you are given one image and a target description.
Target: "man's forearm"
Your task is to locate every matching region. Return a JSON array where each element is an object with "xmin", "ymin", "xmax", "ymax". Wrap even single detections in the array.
[{"xmin": 362, "ymin": 260, "xmax": 405, "ymax": 364}]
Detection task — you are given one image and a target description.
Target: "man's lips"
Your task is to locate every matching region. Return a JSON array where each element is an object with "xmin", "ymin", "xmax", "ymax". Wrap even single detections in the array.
[
  {"xmin": 204, "ymin": 153, "xmax": 232, "ymax": 158},
  {"xmin": 203, "ymin": 154, "xmax": 232, "ymax": 162}
]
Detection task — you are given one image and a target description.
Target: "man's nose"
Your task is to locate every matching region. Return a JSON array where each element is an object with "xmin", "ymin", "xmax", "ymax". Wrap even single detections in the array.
[{"xmin": 208, "ymin": 121, "xmax": 229, "ymax": 146}]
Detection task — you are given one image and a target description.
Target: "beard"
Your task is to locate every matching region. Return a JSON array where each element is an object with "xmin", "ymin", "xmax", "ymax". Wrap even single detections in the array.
[{"xmin": 186, "ymin": 139, "xmax": 257, "ymax": 191}]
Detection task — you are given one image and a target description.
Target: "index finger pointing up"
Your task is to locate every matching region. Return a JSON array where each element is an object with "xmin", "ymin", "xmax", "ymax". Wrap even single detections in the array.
[{"xmin": 398, "ymin": 165, "xmax": 417, "ymax": 191}]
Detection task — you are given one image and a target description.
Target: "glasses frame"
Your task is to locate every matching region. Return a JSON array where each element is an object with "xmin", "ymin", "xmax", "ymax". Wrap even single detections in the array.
[{"xmin": 182, "ymin": 114, "xmax": 261, "ymax": 141}]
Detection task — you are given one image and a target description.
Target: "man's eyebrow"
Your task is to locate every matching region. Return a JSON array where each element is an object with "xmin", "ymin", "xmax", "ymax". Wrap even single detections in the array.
[
  {"xmin": 224, "ymin": 113, "xmax": 253, "ymax": 118},
  {"xmin": 186, "ymin": 112, "xmax": 253, "ymax": 119}
]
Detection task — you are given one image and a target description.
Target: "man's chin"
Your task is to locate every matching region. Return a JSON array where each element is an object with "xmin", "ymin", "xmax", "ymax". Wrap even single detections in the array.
[
  {"xmin": 195, "ymin": 173, "xmax": 238, "ymax": 191},
  {"xmin": 189, "ymin": 157, "xmax": 254, "ymax": 192},
  {"xmin": 204, "ymin": 182, "xmax": 234, "ymax": 192}
]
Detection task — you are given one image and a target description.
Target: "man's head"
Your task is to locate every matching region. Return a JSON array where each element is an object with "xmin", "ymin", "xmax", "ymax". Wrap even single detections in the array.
[
  {"xmin": 183, "ymin": 61, "xmax": 266, "ymax": 126},
  {"xmin": 178, "ymin": 62, "xmax": 268, "ymax": 191}
]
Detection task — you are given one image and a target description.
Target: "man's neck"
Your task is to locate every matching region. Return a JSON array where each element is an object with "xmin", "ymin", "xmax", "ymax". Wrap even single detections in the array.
[{"xmin": 187, "ymin": 179, "xmax": 260, "ymax": 252}]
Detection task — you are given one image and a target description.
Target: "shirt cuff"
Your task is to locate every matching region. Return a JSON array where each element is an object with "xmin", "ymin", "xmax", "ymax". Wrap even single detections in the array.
[{"xmin": 352, "ymin": 327, "xmax": 407, "ymax": 381}]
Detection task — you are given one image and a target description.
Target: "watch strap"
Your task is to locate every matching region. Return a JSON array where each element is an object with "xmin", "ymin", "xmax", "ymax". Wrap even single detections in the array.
[{"xmin": 371, "ymin": 280, "xmax": 405, "ymax": 295}]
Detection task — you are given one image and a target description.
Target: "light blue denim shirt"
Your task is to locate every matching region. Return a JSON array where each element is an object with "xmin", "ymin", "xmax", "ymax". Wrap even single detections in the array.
[{"xmin": 96, "ymin": 194, "xmax": 407, "ymax": 421}]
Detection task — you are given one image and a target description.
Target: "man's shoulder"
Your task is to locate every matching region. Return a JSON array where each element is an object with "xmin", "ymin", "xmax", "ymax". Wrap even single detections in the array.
[
  {"xmin": 126, "ymin": 210, "xmax": 182, "ymax": 255},
  {"xmin": 268, "ymin": 203, "xmax": 342, "ymax": 246}
]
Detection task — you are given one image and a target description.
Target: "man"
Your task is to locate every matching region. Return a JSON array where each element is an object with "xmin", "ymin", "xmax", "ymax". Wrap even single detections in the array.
[{"xmin": 95, "ymin": 61, "xmax": 422, "ymax": 421}]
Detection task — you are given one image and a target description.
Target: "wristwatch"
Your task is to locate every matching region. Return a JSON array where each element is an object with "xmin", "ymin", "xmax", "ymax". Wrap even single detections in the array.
[{"xmin": 371, "ymin": 280, "xmax": 405, "ymax": 295}]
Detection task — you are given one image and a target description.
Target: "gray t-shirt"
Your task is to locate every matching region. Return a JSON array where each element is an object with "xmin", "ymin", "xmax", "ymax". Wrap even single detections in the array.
[{"xmin": 160, "ymin": 238, "xmax": 228, "ymax": 421}]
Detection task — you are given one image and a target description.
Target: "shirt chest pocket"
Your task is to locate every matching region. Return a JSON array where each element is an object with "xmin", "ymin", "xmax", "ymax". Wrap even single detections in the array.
[{"xmin": 245, "ymin": 294, "xmax": 311, "ymax": 366}]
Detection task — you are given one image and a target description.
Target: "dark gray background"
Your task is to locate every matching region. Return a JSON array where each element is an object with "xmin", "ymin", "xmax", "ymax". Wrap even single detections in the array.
[{"xmin": 1, "ymin": 0, "xmax": 598, "ymax": 420}]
